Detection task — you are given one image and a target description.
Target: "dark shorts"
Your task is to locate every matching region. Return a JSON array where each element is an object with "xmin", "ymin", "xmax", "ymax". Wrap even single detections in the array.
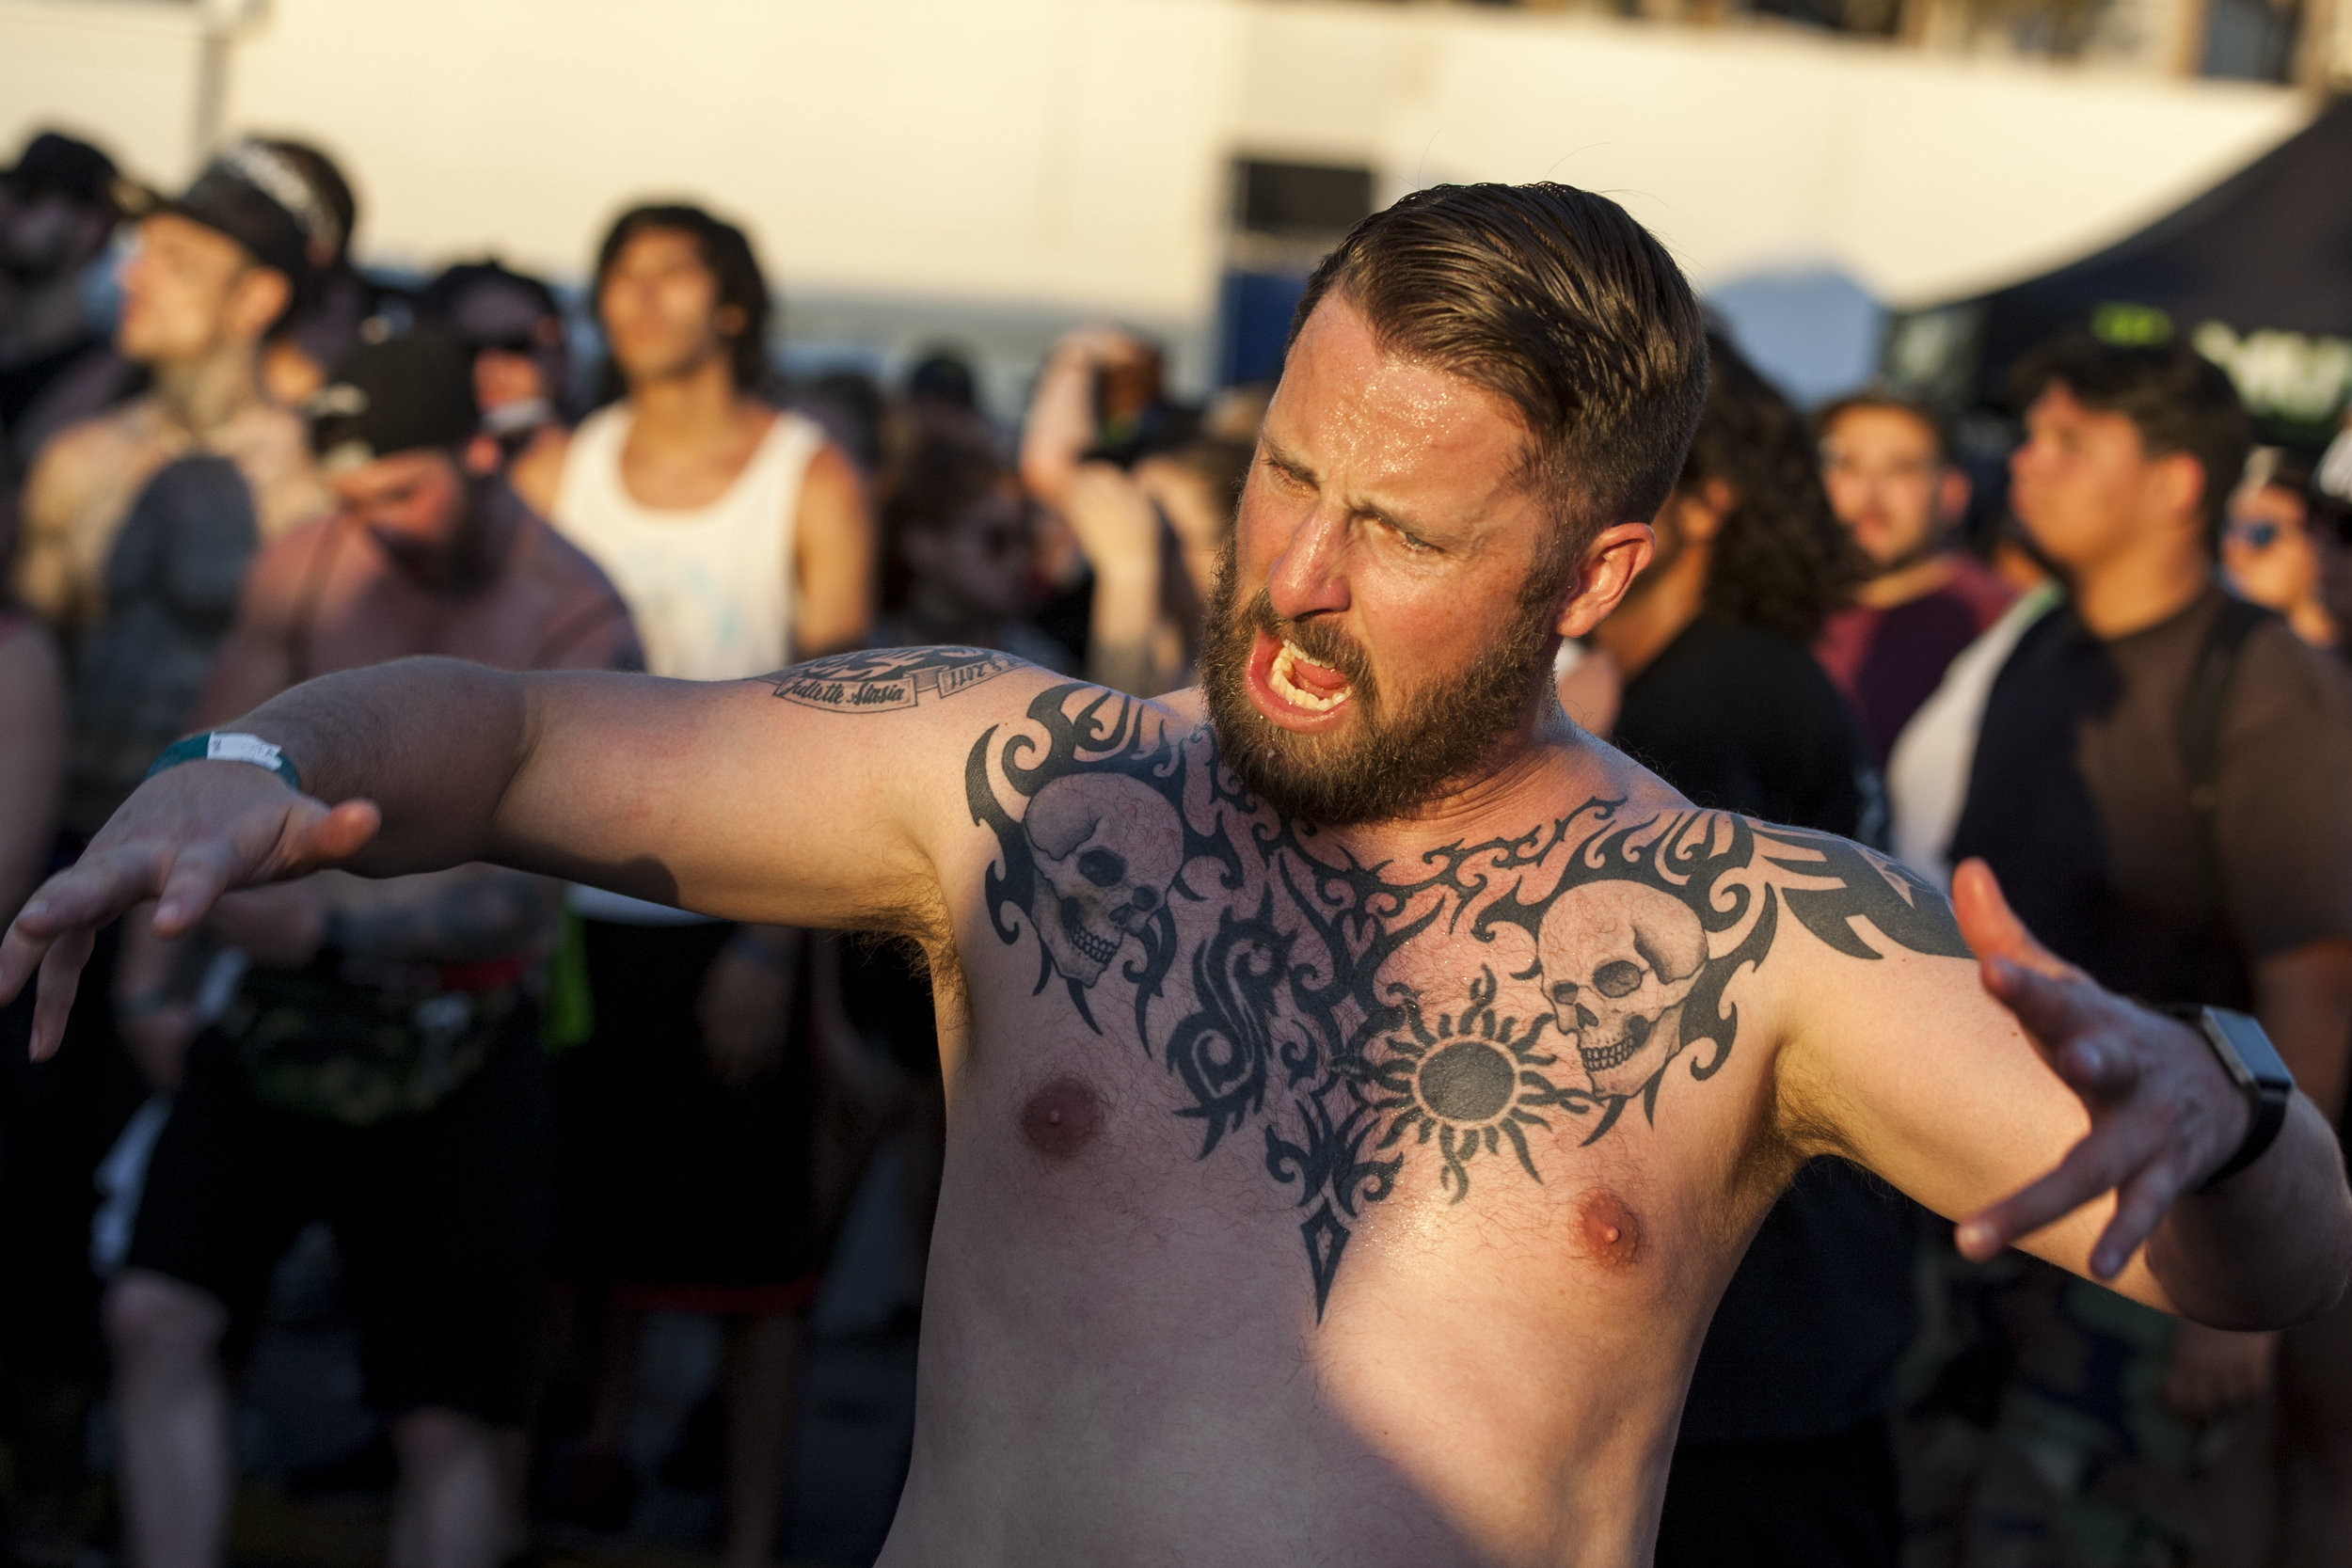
[
  {"xmin": 1654, "ymin": 1414, "xmax": 1899, "ymax": 1568},
  {"xmin": 126, "ymin": 1011, "xmax": 550, "ymax": 1425},
  {"xmin": 549, "ymin": 920, "xmax": 818, "ymax": 1307}
]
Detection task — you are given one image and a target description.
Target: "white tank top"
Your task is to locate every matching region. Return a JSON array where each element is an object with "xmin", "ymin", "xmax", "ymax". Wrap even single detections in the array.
[{"xmin": 550, "ymin": 403, "xmax": 824, "ymax": 682}]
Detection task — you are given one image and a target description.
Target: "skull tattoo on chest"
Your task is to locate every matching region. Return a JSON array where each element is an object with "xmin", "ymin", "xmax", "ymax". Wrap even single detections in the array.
[{"xmin": 931, "ymin": 671, "xmax": 1973, "ymax": 1317}]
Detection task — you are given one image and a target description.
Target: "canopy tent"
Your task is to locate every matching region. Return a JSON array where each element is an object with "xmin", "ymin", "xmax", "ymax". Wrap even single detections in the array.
[{"xmin": 1885, "ymin": 94, "xmax": 2352, "ymax": 444}]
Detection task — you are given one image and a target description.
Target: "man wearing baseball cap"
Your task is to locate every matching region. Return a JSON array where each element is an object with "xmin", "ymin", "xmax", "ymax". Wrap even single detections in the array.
[
  {"xmin": 15, "ymin": 137, "xmax": 339, "ymax": 842},
  {"xmin": 103, "ymin": 333, "xmax": 638, "ymax": 1568}
]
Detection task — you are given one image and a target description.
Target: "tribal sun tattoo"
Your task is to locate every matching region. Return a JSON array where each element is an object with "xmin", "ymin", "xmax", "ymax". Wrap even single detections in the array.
[{"xmin": 781, "ymin": 651, "xmax": 1972, "ymax": 1319}]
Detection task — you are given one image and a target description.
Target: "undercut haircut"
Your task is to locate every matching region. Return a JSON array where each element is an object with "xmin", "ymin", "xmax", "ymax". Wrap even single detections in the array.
[
  {"xmin": 1814, "ymin": 388, "xmax": 1951, "ymax": 467},
  {"xmin": 2010, "ymin": 335, "xmax": 2252, "ymax": 552},
  {"xmin": 1288, "ymin": 182, "xmax": 1708, "ymax": 555},
  {"xmin": 595, "ymin": 201, "xmax": 772, "ymax": 392}
]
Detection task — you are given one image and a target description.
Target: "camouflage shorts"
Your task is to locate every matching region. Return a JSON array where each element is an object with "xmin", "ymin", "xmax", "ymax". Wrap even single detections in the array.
[{"xmin": 1894, "ymin": 1237, "xmax": 2249, "ymax": 1568}]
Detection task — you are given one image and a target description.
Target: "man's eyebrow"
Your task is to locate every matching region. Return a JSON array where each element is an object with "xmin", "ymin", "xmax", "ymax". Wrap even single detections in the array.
[{"xmin": 1260, "ymin": 436, "xmax": 1440, "ymax": 540}]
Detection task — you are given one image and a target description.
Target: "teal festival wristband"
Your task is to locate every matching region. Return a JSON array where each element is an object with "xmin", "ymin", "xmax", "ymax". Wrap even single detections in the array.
[{"xmin": 145, "ymin": 733, "xmax": 303, "ymax": 794}]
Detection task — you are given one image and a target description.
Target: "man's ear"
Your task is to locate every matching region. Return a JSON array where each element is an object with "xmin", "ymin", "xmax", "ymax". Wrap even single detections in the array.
[
  {"xmin": 464, "ymin": 435, "xmax": 501, "ymax": 477},
  {"xmin": 224, "ymin": 265, "xmax": 292, "ymax": 346},
  {"xmin": 2153, "ymin": 451, "xmax": 2209, "ymax": 532},
  {"xmin": 1555, "ymin": 521, "xmax": 1656, "ymax": 639},
  {"xmin": 1678, "ymin": 478, "xmax": 1737, "ymax": 544}
]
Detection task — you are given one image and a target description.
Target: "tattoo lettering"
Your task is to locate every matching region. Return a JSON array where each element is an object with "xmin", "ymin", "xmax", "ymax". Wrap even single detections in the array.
[
  {"xmin": 967, "ymin": 683, "xmax": 1969, "ymax": 1319},
  {"xmin": 769, "ymin": 646, "xmax": 1018, "ymax": 712}
]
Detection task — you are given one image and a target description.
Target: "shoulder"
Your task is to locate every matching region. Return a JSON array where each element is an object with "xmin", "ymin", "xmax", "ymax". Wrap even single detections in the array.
[
  {"xmin": 2230, "ymin": 613, "xmax": 2352, "ymax": 732},
  {"xmin": 514, "ymin": 515, "xmax": 640, "ymax": 668},
  {"xmin": 1938, "ymin": 556, "xmax": 2017, "ymax": 631},
  {"xmin": 799, "ymin": 438, "xmax": 867, "ymax": 508},
  {"xmin": 237, "ymin": 515, "xmax": 346, "ymax": 612},
  {"xmin": 506, "ymin": 426, "xmax": 572, "ymax": 520},
  {"xmin": 24, "ymin": 407, "xmax": 139, "ymax": 500}
]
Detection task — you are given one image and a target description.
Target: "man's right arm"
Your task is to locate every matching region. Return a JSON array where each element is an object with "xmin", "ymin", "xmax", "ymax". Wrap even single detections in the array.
[{"xmin": 2, "ymin": 649, "xmax": 1030, "ymax": 1054}]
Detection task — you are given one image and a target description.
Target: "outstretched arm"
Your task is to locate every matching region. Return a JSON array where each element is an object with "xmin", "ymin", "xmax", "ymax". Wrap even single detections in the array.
[
  {"xmin": 1, "ymin": 647, "xmax": 1038, "ymax": 1056},
  {"xmin": 1785, "ymin": 857, "xmax": 2352, "ymax": 1330}
]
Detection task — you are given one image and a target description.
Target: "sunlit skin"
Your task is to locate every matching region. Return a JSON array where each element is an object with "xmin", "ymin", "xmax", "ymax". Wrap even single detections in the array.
[
  {"xmin": 1820, "ymin": 404, "xmax": 1972, "ymax": 609},
  {"xmin": 114, "ymin": 214, "xmax": 284, "ymax": 370},
  {"xmin": 598, "ymin": 227, "xmax": 743, "ymax": 391},
  {"xmin": 2010, "ymin": 383, "xmax": 2210, "ymax": 639},
  {"xmin": 1232, "ymin": 297, "xmax": 1653, "ymax": 810},
  {"xmin": 9, "ymin": 293, "xmax": 2352, "ymax": 1568}
]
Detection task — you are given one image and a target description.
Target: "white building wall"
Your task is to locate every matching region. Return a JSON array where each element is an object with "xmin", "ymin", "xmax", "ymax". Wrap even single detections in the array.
[{"xmin": 0, "ymin": 0, "xmax": 2316, "ymax": 323}]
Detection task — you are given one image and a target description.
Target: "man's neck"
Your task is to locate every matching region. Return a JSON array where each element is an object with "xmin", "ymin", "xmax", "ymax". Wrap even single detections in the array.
[
  {"xmin": 1855, "ymin": 549, "xmax": 1959, "ymax": 610},
  {"xmin": 150, "ymin": 341, "xmax": 264, "ymax": 439},
  {"xmin": 1321, "ymin": 703, "xmax": 1593, "ymax": 866},
  {"xmin": 2071, "ymin": 533, "xmax": 2212, "ymax": 641},
  {"xmin": 1590, "ymin": 546, "xmax": 1707, "ymax": 678},
  {"xmin": 628, "ymin": 355, "xmax": 749, "ymax": 451}
]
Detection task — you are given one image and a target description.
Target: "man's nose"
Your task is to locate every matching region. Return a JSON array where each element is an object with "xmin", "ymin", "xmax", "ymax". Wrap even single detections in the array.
[{"xmin": 1264, "ymin": 507, "xmax": 1352, "ymax": 623}]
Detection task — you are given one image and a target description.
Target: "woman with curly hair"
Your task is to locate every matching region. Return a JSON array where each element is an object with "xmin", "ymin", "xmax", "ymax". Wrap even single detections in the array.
[{"xmin": 1588, "ymin": 329, "xmax": 1873, "ymax": 833}]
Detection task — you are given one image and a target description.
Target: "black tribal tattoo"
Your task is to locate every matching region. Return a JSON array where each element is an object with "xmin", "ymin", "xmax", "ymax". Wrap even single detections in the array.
[
  {"xmin": 954, "ymin": 677, "xmax": 1972, "ymax": 1318},
  {"xmin": 798, "ymin": 652, "xmax": 1971, "ymax": 1319}
]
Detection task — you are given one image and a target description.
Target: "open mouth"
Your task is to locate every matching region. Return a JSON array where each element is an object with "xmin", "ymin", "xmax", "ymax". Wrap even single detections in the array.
[
  {"xmin": 1057, "ymin": 898, "xmax": 1120, "ymax": 967},
  {"xmin": 1246, "ymin": 629, "xmax": 1356, "ymax": 727}
]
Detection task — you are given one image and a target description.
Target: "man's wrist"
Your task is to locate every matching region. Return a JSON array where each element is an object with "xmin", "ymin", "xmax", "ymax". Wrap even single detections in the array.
[
  {"xmin": 2168, "ymin": 1005, "xmax": 2296, "ymax": 1192},
  {"xmin": 147, "ymin": 732, "xmax": 302, "ymax": 794}
]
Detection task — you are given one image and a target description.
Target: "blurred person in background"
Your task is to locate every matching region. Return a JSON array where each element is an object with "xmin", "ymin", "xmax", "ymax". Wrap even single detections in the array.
[
  {"xmin": 875, "ymin": 417, "xmax": 1068, "ymax": 670},
  {"xmin": 15, "ymin": 138, "xmax": 334, "ymax": 843},
  {"xmin": 1022, "ymin": 325, "xmax": 1248, "ymax": 695},
  {"xmin": 1917, "ymin": 339, "xmax": 2352, "ymax": 1566},
  {"xmin": 247, "ymin": 139, "xmax": 366, "ymax": 413},
  {"xmin": 2221, "ymin": 446, "xmax": 2344, "ymax": 655},
  {"xmin": 1588, "ymin": 332, "xmax": 1910, "ymax": 1568},
  {"xmin": 102, "ymin": 335, "xmax": 636, "ymax": 1568},
  {"xmin": 0, "ymin": 131, "xmax": 134, "ymax": 555},
  {"xmin": 903, "ymin": 346, "xmax": 983, "ymax": 426},
  {"xmin": 535, "ymin": 200, "xmax": 870, "ymax": 1568},
  {"xmin": 413, "ymin": 258, "xmax": 572, "ymax": 501},
  {"xmin": 1813, "ymin": 391, "xmax": 2013, "ymax": 768}
]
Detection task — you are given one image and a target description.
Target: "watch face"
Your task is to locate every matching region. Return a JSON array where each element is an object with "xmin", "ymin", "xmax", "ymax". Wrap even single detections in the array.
[{"xmin": 2205, "ymin": 1007, "xmax": 2296, "ymax": 1095}]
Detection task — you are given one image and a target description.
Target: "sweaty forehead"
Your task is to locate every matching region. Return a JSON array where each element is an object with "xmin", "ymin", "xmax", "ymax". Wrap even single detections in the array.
[{"xmin": 1266, "ymin": 297, "xmax": 1536, "ymax": 513}]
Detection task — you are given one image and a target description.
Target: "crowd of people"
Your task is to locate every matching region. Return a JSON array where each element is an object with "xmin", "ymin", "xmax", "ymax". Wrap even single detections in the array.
[{"xmin": 0, "ymin": 123, "xmax": 2349, "ymax": 1568}]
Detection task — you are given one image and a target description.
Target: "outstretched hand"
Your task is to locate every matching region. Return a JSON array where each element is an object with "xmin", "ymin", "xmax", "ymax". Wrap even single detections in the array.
[
  {"xmin": 1949, "ymin": 858, "xmax": 2249, "ymax": 1280},
  {"xmin": 0, "ymin": 764, "xmax": 381, "ymax": 1060}
]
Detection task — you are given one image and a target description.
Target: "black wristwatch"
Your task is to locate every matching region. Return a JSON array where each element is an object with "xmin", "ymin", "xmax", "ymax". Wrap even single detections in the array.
[{"xmin": 2169, "ymin": 1005, "xmax": 2296, "ymax": 1192}]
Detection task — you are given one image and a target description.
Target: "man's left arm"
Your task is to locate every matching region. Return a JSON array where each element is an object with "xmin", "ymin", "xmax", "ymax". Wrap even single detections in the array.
[
  {"xmin": 792, "ymin": 443, "xmax": 874, "ymax": 659},
  {"xmin": 1781, "ymin": 860, "xmax": 2352, "ymax": 1330}
]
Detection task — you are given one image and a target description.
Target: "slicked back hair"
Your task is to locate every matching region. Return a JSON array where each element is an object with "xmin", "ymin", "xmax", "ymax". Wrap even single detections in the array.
[
  {"xmin": 596, "ymin": 201, "xmax": 772, "ymax": 392},
  {"xmin": 1289, "ymin": 182, "xmax": 1709, "ymax": 556}
]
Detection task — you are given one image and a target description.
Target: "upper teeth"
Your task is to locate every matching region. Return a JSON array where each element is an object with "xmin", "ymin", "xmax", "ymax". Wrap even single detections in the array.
[{"xmin": 1269, "ymin": 641, "xmax": 1349, "ymax": 711}]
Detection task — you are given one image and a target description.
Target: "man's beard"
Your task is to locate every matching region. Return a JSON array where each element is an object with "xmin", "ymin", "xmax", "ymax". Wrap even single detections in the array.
[{"xmin": 1197, "ymin": 536, "xmax": 1570, "ymax": 828}]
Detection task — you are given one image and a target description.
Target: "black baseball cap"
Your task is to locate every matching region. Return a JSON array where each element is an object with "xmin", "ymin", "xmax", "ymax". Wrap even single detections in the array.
[
  {"xmin": 5, "ymin": 131, "xmax": 127, "ymax": 212},
  {"xmin": 308, "ymin": 333, "xmax": 480, "ymax": 471},
  {"xmin": 158, "ymin": 139, "xmax": 342, "ymax": 306}
]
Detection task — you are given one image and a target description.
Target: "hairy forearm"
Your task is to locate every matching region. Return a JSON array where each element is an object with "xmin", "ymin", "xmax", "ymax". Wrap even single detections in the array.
[
  {"xmin": 233, "ymin": 657, "xmax": 532, "ymax": 878},
  {"xmin": 2150, "ymin": 1095, "xmax": 2352, "ymax": 1328}
]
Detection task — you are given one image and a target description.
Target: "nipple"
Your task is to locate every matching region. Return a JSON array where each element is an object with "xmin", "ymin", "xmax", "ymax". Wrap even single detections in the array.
[
  {"xmin": 1574, "ymin": 1189, "xmax": 1644, "ymax": 1271},
  {"xmin": 1020, "ymin": 1076, "xmax": 1102, "ymax": 1159}
]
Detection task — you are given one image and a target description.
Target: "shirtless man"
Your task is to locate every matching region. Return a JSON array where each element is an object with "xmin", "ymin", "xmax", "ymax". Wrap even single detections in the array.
[
  {"xmin": 9, "ymin": 183, "xmax": 2350, "ymax": 1568},
  {"xmin": 100, "ymin": 334, "xmax": 636, "ymax": 1568},
  {"xmin": 14, "ymin": 140, "xmax": 337, "ymax": 838}
]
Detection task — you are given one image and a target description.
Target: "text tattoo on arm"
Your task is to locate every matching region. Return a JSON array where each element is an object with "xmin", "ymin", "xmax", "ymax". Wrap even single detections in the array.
[
  {"xmin": 967, "ymin": 683, "xmax": 1972, "ymax": 1320},
  {"xmin": 767, "ymin": 646, "xmax": 1020, "ymax": 712}
]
